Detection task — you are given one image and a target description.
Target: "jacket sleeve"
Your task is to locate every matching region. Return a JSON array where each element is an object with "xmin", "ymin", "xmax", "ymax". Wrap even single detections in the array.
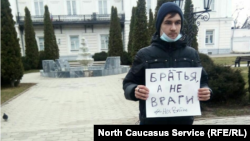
[
  {"xmin": 123, "ymin": 51, "xmax": 145, "ymax": 101},
  {"xmin": 194, "ymin": 51, "xmax": 214, "ymax": 100}
]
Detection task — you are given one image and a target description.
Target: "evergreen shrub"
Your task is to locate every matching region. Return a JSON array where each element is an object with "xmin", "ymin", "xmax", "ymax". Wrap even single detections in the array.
[
  {"xmin": 21, "ymin": 57, "xmax": 31, "ymax": 71},
  {"xmin": 92, "ymin": 51, "xmax": 108, "ymax": 61},
  {"xmin": 38, "ymin": 51, "xmax": 46, "ymax": 69},
  {"xmin": 199, "ymin": 53, "xmax": 247, "ymax": 103},
  {"xmin": 121, "ymin": 51, "xmax": 132, "ymax": 65}
]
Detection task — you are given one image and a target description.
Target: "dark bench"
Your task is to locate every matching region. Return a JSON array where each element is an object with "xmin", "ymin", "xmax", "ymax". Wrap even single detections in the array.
[{"xmin": 235, "ymin": 56, "xmax": 250, "ymax": 67}]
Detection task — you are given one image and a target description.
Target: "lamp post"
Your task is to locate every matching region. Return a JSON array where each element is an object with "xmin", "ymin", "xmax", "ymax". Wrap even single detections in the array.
[{"xmin": 174, "ymin": 0, "xmax": 213, "ymax": 47}]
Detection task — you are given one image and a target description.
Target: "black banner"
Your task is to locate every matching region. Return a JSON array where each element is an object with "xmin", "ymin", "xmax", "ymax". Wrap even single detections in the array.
[{"xmin": 94, "ymin": 125, "xmax": 250, "ymax": 140}]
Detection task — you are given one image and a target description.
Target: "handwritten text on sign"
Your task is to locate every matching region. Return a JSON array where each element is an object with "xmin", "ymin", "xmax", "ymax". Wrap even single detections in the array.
[{"xmin": 146, "ymin": 68, "xmax": 202, "ymax": 118}]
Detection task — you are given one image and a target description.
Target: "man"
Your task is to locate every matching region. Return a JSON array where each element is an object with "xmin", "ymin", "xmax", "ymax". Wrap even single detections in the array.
[{"xmin": 123, "ymin": 2, "xmax": 213, "ymax": 125}]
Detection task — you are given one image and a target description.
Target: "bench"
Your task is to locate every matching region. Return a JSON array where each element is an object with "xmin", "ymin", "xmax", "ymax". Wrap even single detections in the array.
[{"xmin": 234, "ymin": 56, "xmax": 250, "ymax": 67}]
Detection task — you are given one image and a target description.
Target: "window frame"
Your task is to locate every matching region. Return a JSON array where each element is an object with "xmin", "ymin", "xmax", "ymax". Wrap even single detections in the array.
[
  {"xmin": 205, "ymin": 30, "xmax": 214, "ymax": 45},
  {"xmin": 98, "ymin": 0, "xmax": 108, "ymax": 14},
  {"xmin": 70, "ymin": 35, "xmax": 80, "ymax": 51},
  {"xmin": 38, "ymin": 37, "xmax": 44, "ymax": 51},
  {"xmin": 67, "ymin": 0, "xmax": 77, "ymax": 15},
  {"xmin": 100, "ymin": 34, "xmax": 109, "ymax": 50},
  {"xmin": 210, "ymin": 0, "xmax": 215, "ymax": 11},
  {"xmin": 34, "ymin": 0, "xmax": 44, "ymax": 16}
]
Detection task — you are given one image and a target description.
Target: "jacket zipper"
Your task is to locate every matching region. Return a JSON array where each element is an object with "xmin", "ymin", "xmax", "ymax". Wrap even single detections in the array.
[{"xmin": 168, "ymin": 43, "xmax": 174, "ymax": 67}]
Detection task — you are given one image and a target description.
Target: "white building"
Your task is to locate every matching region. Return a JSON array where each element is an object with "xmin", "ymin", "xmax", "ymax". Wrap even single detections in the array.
[
  {"xmin": 9, "ymin": 0, "xmax": 233, "ymax": 60},
  {"xmin": 193, "ymin": 0, "xmax": 233, "ymax": 55},
  {"xmin": 231, "ymin": 29, "xmax": 250, "ymax": 53},
  {"xmin": 231, "ymin": 18, "xmax": 250, "ymax": 53}
]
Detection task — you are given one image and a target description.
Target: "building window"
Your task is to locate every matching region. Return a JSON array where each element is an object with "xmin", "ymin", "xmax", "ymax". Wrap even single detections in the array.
[
  {"xmin": 210, "ymin": 0, "xmax": 215, "ymax": 11},
  {"xmin": 101, "ymin": 35, "xmax": 109, "ymax": 50},
  {"xmin": 67, "ymin": 0, "xmax": 77, "ymax": 15},
  {"xmin": 70, "ymin": 36, "xmax": 79, "ymax": 50},
  {"xmin": 205, "ymin": 30, "xmax": 214, "ymax": 44},
  {"xmin": 98, "ymin": 0, "xmax": 107, "ymax": 14},
  {"xmin": 34, "ymin": 0, "xmax": 44, "ymax": 16},
  {"xmin": 146, "ymin": 0, "xmax": 151, "ymax": 14},
  {"xmin": 38, "ymin": 37, "xmax": 44, "ymax": 51}
]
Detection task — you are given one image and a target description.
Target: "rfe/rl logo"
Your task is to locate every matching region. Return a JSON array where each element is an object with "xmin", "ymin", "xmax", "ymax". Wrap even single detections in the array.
[{"xmin": 210, "ymin": 129, "xmax": 244, "ymax": 136}]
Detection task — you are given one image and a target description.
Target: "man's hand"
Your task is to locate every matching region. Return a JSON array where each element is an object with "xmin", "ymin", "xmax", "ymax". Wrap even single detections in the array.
[
  {"xmin": 198, "ymin": 88, "xmax": 210, "ymax": 101},
  {"xmin": 135, "ymin": 85, "xmax": 149, "ymax": 100}
]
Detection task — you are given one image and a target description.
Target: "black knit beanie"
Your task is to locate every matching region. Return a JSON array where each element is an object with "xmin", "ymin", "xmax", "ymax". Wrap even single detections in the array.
[{"xmin": 156, "ymin": 2, "xmax": 184, "ymax": 35}]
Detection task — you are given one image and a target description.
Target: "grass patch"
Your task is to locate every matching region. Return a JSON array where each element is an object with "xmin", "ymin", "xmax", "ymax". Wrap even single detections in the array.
[
  {"xmin": 214, "ymin": 107, "xmax": 250, "ymax": 116},
  {"xmin": 211, "ymin": 56, "xmax": 236, "ymax": 66},
  {"xmin": 24, "ymin": 69, "xmax": 40, "ymax": 74},
  {"xmin": 198, "ymin": 103, "xmax": 250, "ymax": 118},
  {"xmin": 1, "ymin": 83, "xmax": 36, "ymax": 104},
  {"xmin": 211, "ymin": 56, "xmax": 249, "ymax": 67}
]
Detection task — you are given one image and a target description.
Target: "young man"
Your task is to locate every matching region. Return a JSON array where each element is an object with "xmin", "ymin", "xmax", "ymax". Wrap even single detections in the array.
[{"xmin": 123, "ymin": 2, "xmax": 213, "ymax": 125}]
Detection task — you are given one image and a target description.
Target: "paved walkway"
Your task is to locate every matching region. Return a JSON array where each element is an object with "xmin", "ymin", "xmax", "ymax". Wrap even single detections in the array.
[
  {"xmin": 1, "ymin": 72, "xmax": 250, "ymax": 141},
  {"xmin": 209, "ymin": 53, "xmax": 249, "ymax": 58}
]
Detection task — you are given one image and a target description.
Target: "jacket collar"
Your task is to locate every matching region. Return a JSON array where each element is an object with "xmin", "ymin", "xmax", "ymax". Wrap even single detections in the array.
[{"xmin": 150, "ymin": 32, "xmax": 187, "ymax": 52}]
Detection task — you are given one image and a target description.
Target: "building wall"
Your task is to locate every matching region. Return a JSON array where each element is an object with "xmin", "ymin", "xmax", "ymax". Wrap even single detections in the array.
[
  {"xmin": 123, "ymin": 0, "xmax": 233, "ymax": 54},
  {"xmin": 193, "ymin": 0, "xmax": 233, "ymax": 54},
  {"xmin": 192, "ymin": 0, "xmax": 232, "ymax": 18},
  {"xmin": 11, "ymin": 0, "xmax": 121, "ymax": 58},
  {"xmin": 33, "ymin": 24, "xmax": 110, "ymax": 59},
  {"xmin": 198, "ymin": 18, "xmax": 232, "ymax": 54},
  {"xmin": 10, "ymin": 0, "xmax": 234, "ymax": 58},
  {"xmin": 15, "ymin": 0, "xmax": 124, "ymax": 16},
  {"xmin": 232, "ymin": 29, "xmax": 250, "ymax": 53}
]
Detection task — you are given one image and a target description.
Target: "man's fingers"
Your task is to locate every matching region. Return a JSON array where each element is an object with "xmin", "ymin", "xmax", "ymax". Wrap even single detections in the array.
[
  {"xmin": 135, "ymin": 92, "xmax": 148, "ymax": 100},
  {"xmin": 198, "ymin": 94, "xmax": 210, "ymax": 99},
  {"xmin": 198, "ymin": 92, "xmax": 210, "ymax": 101},
  {"xmin": 198, "ymin": 88, "xmax": 209, "ymax": 91},
  {"xmin": 137, "ymin": 85, "xmax": 150, "ymax": 92},
  {"xmin": 198, "ymin": 89, "xmax": 210, "ymax": 95},
  {"xmin": 135, "ymin": 85, "xmax": 150, "ymax": 100},
  {"xmin": 135, "ymin": 92, "xmax": 148, "ymax": 98},
  {"xmin": 135, "ymin": 89, "xmax": 149, "ymax": 100},
  {"xmin": 198, "ymin": 88, "xmax": 210, "ymax": 101},
  {"xmin": 137, "ymin": 88, "xmax": 149, "ymax": 94}
]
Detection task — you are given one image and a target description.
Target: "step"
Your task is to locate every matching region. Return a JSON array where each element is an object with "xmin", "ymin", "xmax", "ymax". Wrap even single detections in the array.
[{"xmin": 68, "ymin": 61, "xmax": 106, "ymax": 67}]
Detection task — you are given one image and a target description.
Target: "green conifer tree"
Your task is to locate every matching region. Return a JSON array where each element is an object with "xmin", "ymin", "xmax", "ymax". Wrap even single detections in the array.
[
  {"xmin": 131, "ymin": 0, "xmax": 149, "ymax": 60},
  {"xmin": 108, "ymin": 7, "xmax": 123, "ymax": 57},
  {"xmin": 148, "ymin": 8, "xmax": 155, "ymax": 43},
  {"xmin": 183, "ymin": 0, "xmax": 199, "ymax": 50},
  {"xmin": 127, "ymin": 7, "xmax": 137, "ymax": 59},
  {"xmin": 44, "ymin": 5, "xmax": 59, "ymax": 60},
  {"xmin": 1, "ymin": 0, "xmax": 24, "ymax": 87},
  {"xmin": 24, "ymin": 7, "xmax": 39, "ymax": 69}
]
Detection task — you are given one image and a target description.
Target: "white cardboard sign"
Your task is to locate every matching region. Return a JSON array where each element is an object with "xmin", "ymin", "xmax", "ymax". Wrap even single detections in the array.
[{"xmin": 145, "ymin": 68, "xmax": 202, "ymax": 118}]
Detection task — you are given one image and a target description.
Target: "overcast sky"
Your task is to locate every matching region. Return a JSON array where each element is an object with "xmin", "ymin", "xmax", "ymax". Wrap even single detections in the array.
[{"xmin": 232, "ymin": 0, "xmax": 250, "ymax": 27}]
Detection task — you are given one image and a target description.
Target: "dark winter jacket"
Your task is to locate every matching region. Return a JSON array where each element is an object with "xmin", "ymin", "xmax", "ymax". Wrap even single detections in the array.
[{"xmin": 123, "ymin": 35, "xmax": 213, "ymax": 125}]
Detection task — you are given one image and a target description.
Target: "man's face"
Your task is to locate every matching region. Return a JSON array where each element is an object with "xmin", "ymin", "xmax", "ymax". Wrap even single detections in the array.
[{"xmin": 160, "ymin": 13, "xmax": 181, "ymax": 39}]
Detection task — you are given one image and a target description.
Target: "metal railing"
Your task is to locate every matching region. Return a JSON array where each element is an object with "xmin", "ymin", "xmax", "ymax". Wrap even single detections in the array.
[{"xmin": 16, "ymin": 13, "xmax": 125, "ymax": 25}]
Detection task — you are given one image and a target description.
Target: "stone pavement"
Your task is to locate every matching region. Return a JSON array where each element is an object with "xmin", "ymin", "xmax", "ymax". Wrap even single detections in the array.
[{"xmin": 1, "ymin": 72, "xmax": 250, "ymax": 141}]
